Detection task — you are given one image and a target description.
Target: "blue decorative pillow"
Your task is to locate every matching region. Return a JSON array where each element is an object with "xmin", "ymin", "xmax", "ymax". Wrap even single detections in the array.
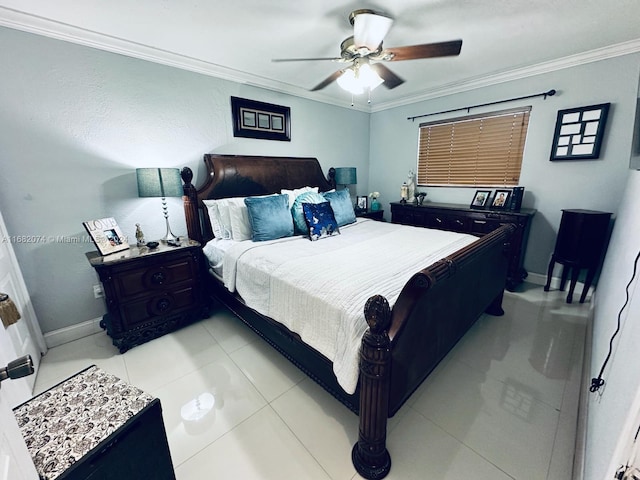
[
  {"xmin": 244, "ymin": 194, "xmax": 294, "ymax": 241},
  {"xmin": 291, "ymin": 191, "xmax": 326, "ymax": 234},
  {"xmin": 302, "ymin": 202, "xmax": 340, "ymax": 241},
  {"xmin": 322, "ymin": 189, "xmax": 357, "ymax": 227}
]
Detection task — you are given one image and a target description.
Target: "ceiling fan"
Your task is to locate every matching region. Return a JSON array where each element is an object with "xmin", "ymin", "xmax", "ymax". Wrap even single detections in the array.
[{"xmin": 272, "ymin": 9, "xmax": 462, "ymax": 94}]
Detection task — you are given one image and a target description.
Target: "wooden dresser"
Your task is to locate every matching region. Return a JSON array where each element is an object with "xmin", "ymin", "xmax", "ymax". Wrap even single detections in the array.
[
  {"xmin": 390, "ymin": 202, "xmax": 535, "ymax": 290},
  {"xmin": 87, "ymin": 240, "xmax": 207, "ymax": 352}
]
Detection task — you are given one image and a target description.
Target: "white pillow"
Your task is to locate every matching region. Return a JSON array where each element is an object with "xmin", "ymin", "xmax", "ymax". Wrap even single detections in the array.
[
  {"xmin": 227, "ymin": 199, "xmax": 252, "ymax": 241},
  {"xmin": 203, "ymin": 200, "xmax": 224, "ymax": 238},
  {"xmin": 281, "ymin": 186, "xmax": 319, "ymax": 209},
  {"xmin": 203, "ymin": 199, "xmax": 233, "ymax": 239}
]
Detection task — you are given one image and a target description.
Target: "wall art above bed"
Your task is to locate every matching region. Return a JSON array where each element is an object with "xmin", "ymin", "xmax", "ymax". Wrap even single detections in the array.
[{"xmin": 230, "ymin": 96, "xmax": 291, "ymax": 141}]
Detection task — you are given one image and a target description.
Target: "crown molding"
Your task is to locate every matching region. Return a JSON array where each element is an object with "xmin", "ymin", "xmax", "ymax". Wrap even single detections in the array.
[
  {"xmin": 371, "ymin": 38, "xmax": 640, "ymax": 112},
  {"xmin": 0, "ymin": 7, "xmax": 371, "ymax": 112},
  {"xmin": 2, "ymin": 7, "xmax": 639, "ymax": 115}
]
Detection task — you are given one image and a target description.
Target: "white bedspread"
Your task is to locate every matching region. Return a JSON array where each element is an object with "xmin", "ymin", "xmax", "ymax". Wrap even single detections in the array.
[{"xmin": 218, "ymin": 218, "xmax": 477, "ymax": 394}]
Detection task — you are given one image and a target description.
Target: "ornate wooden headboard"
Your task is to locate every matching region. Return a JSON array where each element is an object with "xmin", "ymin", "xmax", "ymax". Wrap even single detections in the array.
[{"xmin": 181, "ymin": 154, "xmax": 336, "ymax": 243}]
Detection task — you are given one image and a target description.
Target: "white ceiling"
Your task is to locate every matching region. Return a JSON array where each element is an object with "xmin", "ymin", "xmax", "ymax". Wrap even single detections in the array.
[{"xmin": 1, "ymin": 0, "xmax": 639, "ymax": 111}]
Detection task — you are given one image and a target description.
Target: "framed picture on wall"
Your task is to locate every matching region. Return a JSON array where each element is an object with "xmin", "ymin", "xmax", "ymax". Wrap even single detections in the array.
[
  {"xmin": 230, "ymin": 96, "xmax": 291, "ymax": 141},
  {"xmin": 550, "ymin": 103, "xmax": 610, "ymax": 160}
]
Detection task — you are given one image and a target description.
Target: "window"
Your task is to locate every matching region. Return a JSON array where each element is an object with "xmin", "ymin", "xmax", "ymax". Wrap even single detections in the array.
[{"xmin": 417, "ymin": 107, "xmax": 531, "ymax": 187}]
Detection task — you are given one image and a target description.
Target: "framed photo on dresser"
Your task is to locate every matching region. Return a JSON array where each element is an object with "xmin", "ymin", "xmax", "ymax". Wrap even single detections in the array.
[
  {"xmin": 470, "ymin": 190, "xmax": 491, "ymax": 209},
  {"xmin": 491, "ymin": 190, "xmax": 512, "ymax": 210}
]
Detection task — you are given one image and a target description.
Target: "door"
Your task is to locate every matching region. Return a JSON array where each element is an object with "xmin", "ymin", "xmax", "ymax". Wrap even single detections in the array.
[
  {"xmin": 0, "ymin": 209, "xmax": 46, "ymax": 399},
  {"xmin": 0, "ymin": 209, "xmax": 43, "ymax": 479},
  {"xmin": 0, "ymin": 348, "xmax": 38, "ymax": 479}
]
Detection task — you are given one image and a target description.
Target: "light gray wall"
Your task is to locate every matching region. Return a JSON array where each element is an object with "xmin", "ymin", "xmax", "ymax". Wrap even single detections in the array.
[
  {"xmin": 586, "ymin": 170, "xmax": 640, "ymax": 480},
  {"xmin": 369, "ymin": 54, "xmax": 640, "ymax": 277},
  {"xmin": 0, "ymin": 26, "xmax": 369, "ymax": 333}
]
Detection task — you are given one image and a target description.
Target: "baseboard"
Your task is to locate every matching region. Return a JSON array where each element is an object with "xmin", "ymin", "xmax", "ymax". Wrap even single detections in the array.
[
  {"xmin": 525, "ymin": 272, "xmax": 591, "ymax": 300},
  {"xmin": 572, "ymin": 292, "xmax": 595, "ymax": 479},
  {"xmin": 44, "ymin": 317, "xmax": 103, "ymax": 348}
]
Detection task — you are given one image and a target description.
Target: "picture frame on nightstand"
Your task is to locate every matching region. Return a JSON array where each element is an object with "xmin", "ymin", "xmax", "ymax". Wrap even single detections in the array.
[
  {"xmin": 83, "ymin": 217, "xmax": 129, "ymax": 256},
  {"xmin": 356, "ymin": 195, "xmax": 368, "ymax": 212}
]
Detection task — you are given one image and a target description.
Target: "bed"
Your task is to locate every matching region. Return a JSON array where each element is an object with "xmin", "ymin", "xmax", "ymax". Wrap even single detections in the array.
[{"xmin": 181, "ymin": 154, "xmax": 515, "ymax": 479}]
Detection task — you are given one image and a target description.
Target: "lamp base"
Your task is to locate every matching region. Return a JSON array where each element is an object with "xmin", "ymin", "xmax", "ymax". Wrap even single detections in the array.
[{"xmin": 160, "ymin": 198, "xmax": 179, "ymax": 243}]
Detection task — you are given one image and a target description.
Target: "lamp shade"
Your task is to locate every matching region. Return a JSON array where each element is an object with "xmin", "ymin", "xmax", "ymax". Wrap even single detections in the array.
[
  {"xmin": 136, "ymin": 168, "xmax": 183, "ymax": 198},
  {"xmin": 334, "ymin": 167, "xmax": 357, "ymax": 185}
]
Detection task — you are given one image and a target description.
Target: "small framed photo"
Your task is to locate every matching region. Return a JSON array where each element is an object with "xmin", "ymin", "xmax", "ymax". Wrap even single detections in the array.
[
  {"xmin": 470, "ymin": 190, "xmax": 491, "ymax": 209},
  {"xmin": 83, "ymin": 217, "xmax": 129, "ymax": 255},
  {"xmin": 491, "ymin": 189, "xmax": 512, "ymax": 210},
  {"xmin": 356, "ymin": 195, "xmax": 368, "ymax": 212}
]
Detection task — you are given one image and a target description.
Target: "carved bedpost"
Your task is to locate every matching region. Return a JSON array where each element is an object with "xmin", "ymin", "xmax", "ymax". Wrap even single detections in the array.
[
  {"xmin": 181, "ymin": 167, "xmax": 202, "ymax": 244},
  {"xmin": 352, "ymin": 295, "xmax": 392, "ymax": 479},
  {"xmin": 327, "ymin": 167, "xmax": 336, "ymax": 190}
]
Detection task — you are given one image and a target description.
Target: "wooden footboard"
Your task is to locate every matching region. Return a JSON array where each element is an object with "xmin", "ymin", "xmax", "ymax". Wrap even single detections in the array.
[{"xmin": 352, "ymin": 223, "xmax": 514, "ymax": 479}]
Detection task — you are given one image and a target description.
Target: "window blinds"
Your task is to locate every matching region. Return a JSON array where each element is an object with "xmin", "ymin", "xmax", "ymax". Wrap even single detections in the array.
[{"xmin": 417, "ymin": 107, "xmax": 531, "ymax": 187}]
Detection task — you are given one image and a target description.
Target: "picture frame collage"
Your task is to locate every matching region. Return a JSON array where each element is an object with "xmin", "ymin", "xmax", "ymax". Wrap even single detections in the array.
[{"xmin": 470, "ymin": 188, "xmax": 521, "ymax": 211}]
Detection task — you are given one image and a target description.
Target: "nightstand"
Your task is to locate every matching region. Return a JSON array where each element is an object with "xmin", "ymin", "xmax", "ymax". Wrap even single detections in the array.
[
  {"xmin": 544, "ymin": 209, "xmax": 612, "ymax": 303},
  {"xmin": 356, "ymin": 209, "xmax": 384, "ymax": 221},
  {"xmin": 87, "ymin": 240, "xmax": 208, "ymax": 352}
]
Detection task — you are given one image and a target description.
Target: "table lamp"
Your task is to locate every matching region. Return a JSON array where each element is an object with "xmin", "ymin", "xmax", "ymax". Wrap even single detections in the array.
[
  {"xmin": 136, "ymin": 168, "xmax": 183, "ymax": 243},
  {"xmin": 334, "ymin": 167, "xmax": 357, "ymax": 208},
  {"xmin": 334, "ymin": 167, "xmax": 357, "ymax": 189}
]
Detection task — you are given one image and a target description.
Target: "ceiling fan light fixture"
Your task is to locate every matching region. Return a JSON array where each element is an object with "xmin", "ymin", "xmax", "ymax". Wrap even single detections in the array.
[
  {"xmin": 352, "ymin": 10, "xmax": 393, "ymax": 51},
  {"xmin": 337, "ymin": 67, "xmax": 363, "ymax": 94},
  {"xmin": 358, "ymin": 63, "xmax": 384, "ymax": 91}
]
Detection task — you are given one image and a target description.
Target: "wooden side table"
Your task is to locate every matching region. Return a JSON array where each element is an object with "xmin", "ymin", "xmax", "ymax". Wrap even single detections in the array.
[
  {"xmin": 356, "ymin": 209, "xmax": 384, "ymax": 221},
  {"xmin": 87, "ymin": 240, "xmax": 208, "ymax": 352},
  {"xmin": 544, "ymin": 209, "xmax": 612, "ymax": 303}
]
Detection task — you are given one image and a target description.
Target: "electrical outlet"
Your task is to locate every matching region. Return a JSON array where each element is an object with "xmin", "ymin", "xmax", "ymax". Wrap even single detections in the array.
[{"xmin": 93, "ymin": 284, "xmax": 104, "ymax": 299}]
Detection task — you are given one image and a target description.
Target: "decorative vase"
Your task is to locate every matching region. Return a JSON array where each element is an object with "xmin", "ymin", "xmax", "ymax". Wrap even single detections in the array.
[{"xmin": 371, "ymin": 199, "xmax": 381, "ymax": 211}]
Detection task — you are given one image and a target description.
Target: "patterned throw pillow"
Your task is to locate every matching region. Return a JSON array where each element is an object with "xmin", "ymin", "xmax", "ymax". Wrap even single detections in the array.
[
  {"xmin": 302, "ymin": 202, "xmax": 340, "ymax": 241},
  {"xmin": 291, "ymin": 191, "xmax": 326, "ymax": 235}
]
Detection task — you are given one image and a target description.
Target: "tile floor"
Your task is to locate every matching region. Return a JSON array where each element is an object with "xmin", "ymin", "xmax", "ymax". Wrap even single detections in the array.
[{"xmin": 33, "ymin": 283, "xmax": 590, "ymax": 479}]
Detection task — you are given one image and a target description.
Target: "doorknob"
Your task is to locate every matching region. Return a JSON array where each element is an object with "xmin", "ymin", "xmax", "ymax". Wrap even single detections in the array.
[{"xmin": 0, "ymin": 355, "xmax": 34, "ymax": 389}]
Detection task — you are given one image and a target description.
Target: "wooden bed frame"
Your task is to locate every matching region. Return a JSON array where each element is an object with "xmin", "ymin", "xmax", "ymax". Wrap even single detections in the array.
[{"xmin": 182, "ymin": 154, "xmax": 515, "ymax": 479}]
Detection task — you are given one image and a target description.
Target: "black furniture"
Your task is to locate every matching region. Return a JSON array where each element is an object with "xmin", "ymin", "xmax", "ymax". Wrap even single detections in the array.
[
  {"xmin": 356, "ymin": 209, "xmax": 384, "ymax": 221},
  {"xmin": 87, "ymin": 240, "xmax": 207, "ymax": 352},
  {"xmin": 544, "ymin": 209, "xmax": 612, "ymax": 303},
  {"xmin": 390, "ymin": 202, "xmax": 535, "ymax": 291},
  {"xmin": 14, "ymin": 365, "xmax": 175, "ymax": 480}
]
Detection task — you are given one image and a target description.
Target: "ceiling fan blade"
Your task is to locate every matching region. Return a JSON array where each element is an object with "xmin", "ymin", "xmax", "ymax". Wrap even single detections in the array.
[
  {"xmin": 385, "ymin": 39, "xmax": 462, "ymax": 61},
  {"xmin": 272, "ymin": 57, "xmax": 341, "ymax": 62},
  {"xmin": 310, "ymin": 70, "xmax": 343, "ymax": 91},
  {"xmin": 351, "ymin": 10, "xmax": 393, "ymax": 51},
  {"xmin": 370, "ymin": 63, "xmax": 404, "ymax": 89}
]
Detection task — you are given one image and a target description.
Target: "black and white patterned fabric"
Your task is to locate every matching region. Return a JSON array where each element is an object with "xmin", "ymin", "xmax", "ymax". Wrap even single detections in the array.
[{"xmin": 13, "ymin": 365, "xmax": 154, "ymax": 480}]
